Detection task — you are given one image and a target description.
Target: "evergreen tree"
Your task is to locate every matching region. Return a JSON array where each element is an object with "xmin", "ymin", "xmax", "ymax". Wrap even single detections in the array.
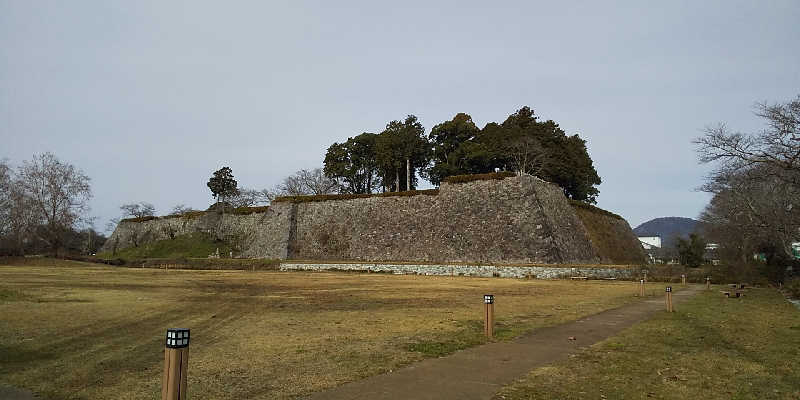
[
  {"xmin": 427, "ymin": 113, "xmax": 481, "ymax": 185},
  {"xmin": 677, "ymin": 233, "xmax": 706, "ymax": 268},
  {"xmin": 207, "ymin": 167, "xmax": 238, "ymax": 207},
  {"xmin": 375, "ymin": 115, "xmax": 431, "ymax": 191},
  {"xmin": 323, "ymin": 133, "xmax": 380, "ymax": 194}
]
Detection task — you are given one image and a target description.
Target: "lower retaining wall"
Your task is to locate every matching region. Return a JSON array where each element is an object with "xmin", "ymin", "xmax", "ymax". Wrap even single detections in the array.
[{"xmin": 279, "ymin": 262, "xmax": 633, "ymax": 280}]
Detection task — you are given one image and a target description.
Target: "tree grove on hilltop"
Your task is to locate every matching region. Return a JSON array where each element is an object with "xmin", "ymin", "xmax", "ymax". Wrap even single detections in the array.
[
  {"xmin": 322, "ymin": 107, "xmax": 601, "ymax": 201},
  {"xmin": 426, "ymin": 107, "xmax": 601, "ymax": 202}
]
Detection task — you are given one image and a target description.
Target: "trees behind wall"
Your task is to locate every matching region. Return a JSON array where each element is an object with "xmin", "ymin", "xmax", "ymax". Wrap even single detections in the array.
[
  {"xmin": 324, "ymin": 133, "xmax": 381, "ymax": 194},
  {"xmin": 375, "ymin": 115, "xmax": 430, "ymax": 192}
]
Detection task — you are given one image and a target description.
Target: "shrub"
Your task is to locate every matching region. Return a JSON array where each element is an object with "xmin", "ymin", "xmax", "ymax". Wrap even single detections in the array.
[
  {"xmin": 163, "ymin": 211, "xmax": 206, "ymax": 219},
  {"xmin": 442, "ymin": 171, "xmax": 516, "ymax": 184},
  {"xmin": 787, "ymin": 279, "xmax": 800, "ymax": 299},
  {"xmin": 206, "ymin": 202, "xmax": 234, "ymax": 212}
]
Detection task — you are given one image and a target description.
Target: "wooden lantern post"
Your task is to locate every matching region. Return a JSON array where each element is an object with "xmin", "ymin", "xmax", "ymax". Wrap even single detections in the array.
[
  {"xmin": 162, "ymin": 328, "xmax": 190, "ymax": 400},
  {"xmin": 665, "ymin": 287, "xmax": 673, "ymax": 312},
  {"xmin": 639, "ymin": 279, "xmax": 645, "ymax": 297},
  {"xmin": 706, "ymin": 277, "xmax": 711, "ymax": 290},
  {"xmin": 484, "ymin": 294, "xmax": 494, "ymax": 338},
  {"xmin": 681, "ymin": 274, "xmax": 686, "ymax": 286}
]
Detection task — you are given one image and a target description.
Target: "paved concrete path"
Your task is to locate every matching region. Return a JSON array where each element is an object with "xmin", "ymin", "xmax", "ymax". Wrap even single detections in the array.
[{"xmin": 305, "ymin": 285, "xmax": 703, "ymax": 400}]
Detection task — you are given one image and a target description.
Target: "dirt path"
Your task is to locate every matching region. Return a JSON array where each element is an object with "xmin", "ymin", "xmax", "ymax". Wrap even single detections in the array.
[{"xmin": 305, "ymin": 285, "xmax": 703, "ymax": 400}]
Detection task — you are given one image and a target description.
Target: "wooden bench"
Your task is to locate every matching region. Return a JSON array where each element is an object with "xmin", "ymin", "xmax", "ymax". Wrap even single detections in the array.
[{"xmin": 721, "ymin": 291, "xmax": 742, "ymax": 298}]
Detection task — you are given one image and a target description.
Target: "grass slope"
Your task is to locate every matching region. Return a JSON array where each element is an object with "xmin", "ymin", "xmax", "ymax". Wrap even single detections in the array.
[
  {"xmin": 99, "ymin": 232, "xmax": 232, "ymax": 259},
  {"xmin": 572, "ymin": 204, "xmax": 646, "ymax": 265},
  {"xmin": 494, "ymin": 287, "xmax": 800, "ymax": 399}
]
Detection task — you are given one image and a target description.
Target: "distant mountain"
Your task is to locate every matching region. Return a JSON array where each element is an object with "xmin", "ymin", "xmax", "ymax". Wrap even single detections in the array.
[{"xmin": 633, "ymin": 217, "xmax": 699, "ymax": 248}]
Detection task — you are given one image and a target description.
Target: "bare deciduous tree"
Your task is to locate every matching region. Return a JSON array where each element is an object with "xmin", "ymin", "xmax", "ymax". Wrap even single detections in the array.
[
  {"xmin": 267, "ymin": 168, "xmax": 339, "ymax": 200},
  {"xmin": 120, "ymin": 202, "xmax": 156, "ymax": 219},
  {"xmin": 229, "ymin": 188, "xmax": 272, "ymax": 208},
  {"xmin": 15, "ymin": 153, "xmax": 92, "ymax": 254},
  {"xmin": 0, "ymin": 160, "xmax": 25, "ymax": 254},
  {"xmin": 0, "ymin": 160, "xmax": 12, "ymax": 236},
  {"xmin": 278, "ymin": 168, "xmax": 338, "ymax": 196},
  {"xmin": 700, "ymin": 167, "xmax": 800, "ymax": 261},
  {"xmin": 696, "ymin": 96, "xmax": 800, "ymax": 261},
  {"xmin": 508, "ymin": 136, "xmax": 549, "ymax": 177},
  {"xmin": 168, "ymin": 204, "xmax": 196, "ymax": 216},
  {"xmin": 695, "ymin": 96, "xmax": 800, "ymax": 187}
]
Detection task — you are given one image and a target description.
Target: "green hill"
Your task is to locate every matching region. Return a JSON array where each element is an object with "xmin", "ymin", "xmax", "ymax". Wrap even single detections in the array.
[{"xmin": 98, "ymin": 232, "xmax": 232, "ymax": 260}]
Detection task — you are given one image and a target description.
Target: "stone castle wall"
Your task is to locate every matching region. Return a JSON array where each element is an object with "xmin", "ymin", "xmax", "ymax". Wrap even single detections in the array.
[
  {"xmin": 102, "ymin": 205, "xmax": 293, "ymax": 259},
  {"xmin": 102, "ymin": 175, "xmax": 646, "ymax": 265},
  {"xmin": 289, "ymin": 175, "xmax": 598, "ymax": 264}
]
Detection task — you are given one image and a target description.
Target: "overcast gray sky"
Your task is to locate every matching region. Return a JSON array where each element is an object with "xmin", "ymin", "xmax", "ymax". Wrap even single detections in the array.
[{"xmin": 2, "ymin": 0, "xmax": 799, "ymax": 231}]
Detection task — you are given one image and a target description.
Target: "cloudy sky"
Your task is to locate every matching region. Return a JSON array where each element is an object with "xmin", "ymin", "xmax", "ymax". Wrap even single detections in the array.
[{"xmin": 2, "ymin": 1, "xmax": 799, "ymax": 231}]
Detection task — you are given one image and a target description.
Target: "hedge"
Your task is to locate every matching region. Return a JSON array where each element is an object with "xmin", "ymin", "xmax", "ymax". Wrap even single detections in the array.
[
  {"xmin": 231, "ymin": 206, "xmax": 270, "ymax": 215},
  {"xmin": 120, "ymin": 216, "xmax": 159, "ymax": 223},
  {"xmin": 272, "ymin": 189, "xmax": 440, "ymax": 204},
  {"xmin": 119, "ymin": 206, "xmax": 269, "ymax": 223},
  {"xmin": 442, "ymin": 171, "xmax": 516, "ymax": 184}
]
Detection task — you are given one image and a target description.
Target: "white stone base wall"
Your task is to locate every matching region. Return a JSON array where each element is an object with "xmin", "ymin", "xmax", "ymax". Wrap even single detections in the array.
[{"xmin": 279, "ymin": 262, "xmax": 633, "ymax": 280}]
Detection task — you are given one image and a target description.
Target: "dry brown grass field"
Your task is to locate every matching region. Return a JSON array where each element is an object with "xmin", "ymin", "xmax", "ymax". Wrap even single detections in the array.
[{"xmin": 1, "ymin": 258, "xmax": 663, "ymax": 399}]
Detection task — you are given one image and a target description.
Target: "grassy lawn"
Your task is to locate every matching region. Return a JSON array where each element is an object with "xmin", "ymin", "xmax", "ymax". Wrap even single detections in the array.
[
  {"xmin": 494, "ymin": 286, "xmax": 800, "ymax": 400},
  {"xmin": 0, "ymin": 259, "xmax": 654, "ymax": 399}
]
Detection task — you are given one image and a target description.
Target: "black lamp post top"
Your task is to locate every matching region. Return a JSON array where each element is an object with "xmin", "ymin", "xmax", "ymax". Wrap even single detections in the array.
[{"xmin": 166, "ymin": 328, "xmax": 190, "ymax": 348}]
